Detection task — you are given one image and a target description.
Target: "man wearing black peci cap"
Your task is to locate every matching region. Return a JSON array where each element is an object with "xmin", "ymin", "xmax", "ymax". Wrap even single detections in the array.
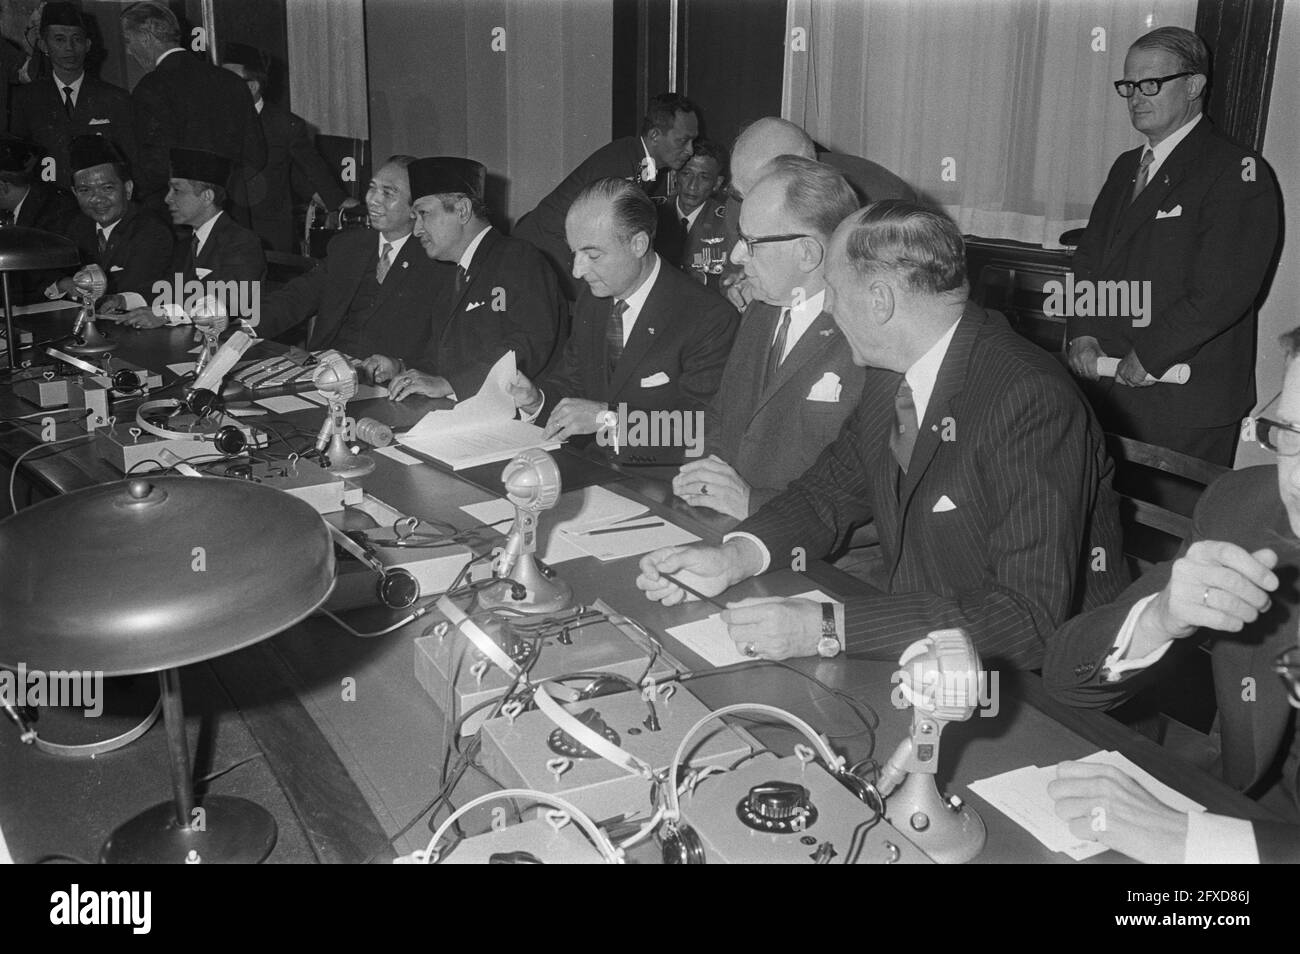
[
  {"xmin": 119, "ymin": 146, "xmax": 264, "ymax": 329},
  {"xmin": 363, "ymin": 156, "xmax": 563, "ymax": 402},
  {"xmin": 11, "ymin": 2, "xmax": 135, "ymax": 189},
  {"xmin": 0, "ymin": 134, "xmax": 77, "ymax": 232},
  {"xmin": 44, "ymin": 134, "xmax": 172, "ymax": 313}
]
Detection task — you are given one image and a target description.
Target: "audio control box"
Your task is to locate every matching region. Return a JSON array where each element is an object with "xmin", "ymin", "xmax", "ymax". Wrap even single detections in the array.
[
  {"xmin": 95, "ymin": 416, "xmax": 263, "ymax": 473},
  {"xmin": 414, "ymin": 599, "xmax": 680, "ymax": 736},
  {"xmin": 479, "ymin": 685, "xmax": 755, "ymax": 822},
  {"xmin": 672, "ymin": 755, "xmax": 933, "ymax": 864},
  {"xmin": 437, "ymin": 817, "xmax": 606, "ymax": 864}
]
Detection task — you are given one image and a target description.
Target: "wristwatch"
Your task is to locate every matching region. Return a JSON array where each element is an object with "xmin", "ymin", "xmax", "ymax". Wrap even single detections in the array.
[{"xmin": 816, "ymin": 602, "xmax": 843, "ymax": 658}]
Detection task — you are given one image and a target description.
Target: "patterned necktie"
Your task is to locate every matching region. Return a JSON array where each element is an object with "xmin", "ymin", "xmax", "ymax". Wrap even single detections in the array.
[
  {"xmin": 454, "ymin": 265, "xmax": 469, "ymax": 297},
  {"xmin": 62, "ymin": 85, "xmax": 75, "ymax": 117},
  {"xmin": 189, "ymin": 233, "xmax": 200, "ymax": 272},
  {"xmin": 96, "ymin": 227, "xmax": 108, "ymax": 257},
  {"xmin": 764, "ymin": 307, "xmax": 791, "ymax": 389},
  {"xmin": 889, "ymin": 378, "xmax": 918, "ymax": 474},
  {"xmin": 376, "ymin": 241, "xmax": 393, "ymax": 283},
  {"xmin": 1131, "ymin": 147, "xmax": 1154, "ymax": 203},
  {"xmin": 606, "ymin": 298, "xmax": 629, "ymax": 371}
]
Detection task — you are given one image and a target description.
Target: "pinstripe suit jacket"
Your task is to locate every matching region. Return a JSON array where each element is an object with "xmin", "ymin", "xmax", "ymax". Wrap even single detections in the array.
[{"xmin": 736, "ymin": 303, "xmax": 1128, "ymax": 669}]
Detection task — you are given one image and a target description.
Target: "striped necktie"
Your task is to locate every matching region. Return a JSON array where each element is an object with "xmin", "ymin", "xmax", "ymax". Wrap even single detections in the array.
[
  {"xmin": 764, "ymin": 307, "xmax": 791, "ymax": 389},
  {"xmin": 62, "ymin": 85, "xmax": 75, "ymax": 117},
  {"xmin": 890, "ymin": 378, "xmax": 918, "ymax": 474},
  {"xmin": 1131, "ymin": 148, "xmax": 1154, "ymax": 203},
  {"xmin": 376, "ymin": 241, "xmax": 393, "ymax": 283},
  {"xmin": 606, "ymin": 298, "xmax": 629, "ymax": 372}
]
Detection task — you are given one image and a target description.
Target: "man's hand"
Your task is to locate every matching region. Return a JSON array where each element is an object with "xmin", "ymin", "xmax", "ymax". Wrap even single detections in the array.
[
  {"xmin": 509, "ymin": 371, "xmax": 543, "ymax": 416},
  {"xmin": 721, "ymin": 596, "xmax": 821, "ymax": 660},
  {"xmin": 1115, "ymin": 349, "xmax": 1154, "ymax": 387},
  {"xmin": 389, "ymin": 370, "xmax": 453, "ymax": 402},
  {"xmin": 1131, "ymin": 542, "xmax": 1278, "ymax": 657},
  {"xmin": 98, "ymin": 294, "xmax": 127, "ymax": 314},
  {"xmin": 674, "ymin": 455, "xmax": 751, "ymax": 519},
  {"xmin": 1047, "ymin": 761, "xmax": 1189, "ymax": 864},
  {"xmin": 339, "ymin": 197, "xmax": 362, "ymax": 211},
  {"xmin": 52, "ymin": 276, "xmax": 76, "ymax": 298},
  {"xmin": 119, "ymin": 307, "xmax": 165, "ymax": 329},
  {"xmin": 362, "ymin": 355, "xmax": 401, "ymax": 384},
  {"xmin": 636, "ymin": 538, "xmax": 764, "ymax": 606},
  {"xmin": 1067, "ymin": 336, "xmax": 1103, "ymax": 380},
  {"xmin": 544, "ymin": 398, "xmax": 607, "ymax": 441},
  {"xmin": 721, "ymin": 273, "xmax": 752, "ymax": 311}
]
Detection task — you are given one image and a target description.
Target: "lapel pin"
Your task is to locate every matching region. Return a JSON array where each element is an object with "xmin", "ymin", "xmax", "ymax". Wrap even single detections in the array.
[
  {"xmin": 647, "ymin": 327, "xmax": 655, "ymax": 335},
  {"xmin": 819, "ymin": 329, "xmax": 834, "ymax": 336}
]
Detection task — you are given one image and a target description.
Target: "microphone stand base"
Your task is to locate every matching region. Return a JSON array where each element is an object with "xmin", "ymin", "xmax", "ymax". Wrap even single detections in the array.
[
  {"xmin": 886, "ymin": 771, "xmax": 986, "ymax": 864},
  {"xmin": 100, "ymin": 794, "xmax": 277, "ymax": 864}
]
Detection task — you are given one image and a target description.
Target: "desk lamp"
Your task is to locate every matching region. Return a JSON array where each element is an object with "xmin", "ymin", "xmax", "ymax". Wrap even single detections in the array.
[
  {"xmin": 0, "ymin": 476, "xmax": 335, "ymax": 863},
  {"xmin": 476, "ymin": 448, "xmax": 573, "ymax": 615},
  {"xmin": 312, "ymin": 349, "xmax": 375, "ymax": 478},
  {"xmin": 876, "ymin": 628, "xmax": 988, "ymax": 863},
  {"xmin": 0, "ymin": 225, "xmax": 80, "ymax": 371}
]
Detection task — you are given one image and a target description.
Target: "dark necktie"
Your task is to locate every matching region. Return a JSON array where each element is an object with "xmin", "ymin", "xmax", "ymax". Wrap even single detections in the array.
[
  {"xmin": 96, "ymin": 227, "xmax": 108, "ymax": 257},
  {"xmin": 889, "ymin": 378, "xmax": 918, "ymax": 474},
  {"xmin": 454, "ymin": 265, "xmax": 469, "ymax": 297},
  {"xmin": 606, "ymin": 298, "xmax": 629, "ymax": 371},
  {"xmin": 1131, "ymin": 147, "xmax": 1154, "ymax": 203},
  {"xmin": 764, "ymin": 307, "xmax": 791, "ymax": 389},
  {"xmin": 62, "ymin": 85, "xmax": 75, "ymax": 117},
  {"xmin": 680, "ymin": 215, "xmax": 689, "ymax": 235},
  {"xmin": 188, "ymin": 233, "xmax": 200, "ymax": 273},
  {"xmin": 376, "ymin": 241, "xmax": 393, "ymax": 283}
]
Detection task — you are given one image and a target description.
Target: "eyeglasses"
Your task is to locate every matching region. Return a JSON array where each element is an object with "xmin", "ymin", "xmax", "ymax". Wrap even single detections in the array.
[
  {"xmin": 1275, "ymin": 646, "xmax": 1300, "ymax": 707},
  {"xmin": 1114, "ymin": 71, "xmax": 1193, "ymax": 98},
  {"xmin": 1257, "ymin": 416, "xmax": 1300, "ymax": 456},
  {"xmin": 735, "ymin": 230, "xmax": 816, "ymax": 257}
]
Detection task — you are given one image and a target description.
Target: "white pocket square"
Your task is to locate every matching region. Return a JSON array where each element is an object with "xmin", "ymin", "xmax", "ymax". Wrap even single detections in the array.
[
  {"xmin": 806, "ymin": 371, "xmax": 842, "ymax": 402},
  {"xmin": 1155, "ymin": 205, "xmax": 1182, "ymax": 219},
  {"xmin": 109, "ymin": 265, "xmax": 124, "ymax": 272},
  {"xmin": 464, "ymin": 301, "xmax": 485, "ymax": 312},
  {"xmin": 640, "ymin": 372, "xmax": 670, "ymax": 388},
  {"xmin": 194, "ymin": 267, "xmax": 212, "ymax": 279},
  {"xmin": 87, "ymin": 118, "xmax": 111, "ymax": 125},
  {"xmin": 932, "ymin": 495, "xmax": 956, "ymax": 513}
]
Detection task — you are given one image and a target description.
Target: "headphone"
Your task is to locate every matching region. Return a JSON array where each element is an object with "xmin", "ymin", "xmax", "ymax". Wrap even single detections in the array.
[{"xmin": 657, "ymin": 703, "xmax": 884, "ymax": 865}]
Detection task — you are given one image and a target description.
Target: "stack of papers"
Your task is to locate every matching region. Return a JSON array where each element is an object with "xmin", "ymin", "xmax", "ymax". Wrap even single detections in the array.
[
  {"xmin": 665, "ymin": 589, "xmax": 832, "ymax": 667},
  {"xmin": 968, "ymin": 750, "xmax": 1205, "ymax": 860},
  {"xmin": 397, "ymin": 351, "xmax": 560, "ymax": 470},
  {"xmin": 460, "ymin": 485, "xmax": 700, "ymax": 563}
]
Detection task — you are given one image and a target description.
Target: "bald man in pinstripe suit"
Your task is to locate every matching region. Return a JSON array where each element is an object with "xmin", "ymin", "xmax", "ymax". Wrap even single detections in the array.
[{"xmin": 638, "ymin": 201, "xmax": 1128, "ymax": 670}]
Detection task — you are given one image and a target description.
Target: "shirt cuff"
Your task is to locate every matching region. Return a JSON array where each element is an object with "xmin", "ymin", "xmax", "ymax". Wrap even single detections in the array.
[
  {"xmin": 722, "ymin": 531, "xmax": 770, "ymax": 575},
  {"xmin": 158, "ymin": 302, "xmax": 191, "ymax": 326},
  {"xmin": 1184, "ymin": 812, "xmax": 1260, "ymax": 864},
  {"xmin": 120, "ymin": 292, "xmax": 147, "ymax": 311},
  {"xmin": 519, "ymin": 390, "xmax": 545, "ymax": 423},
  {"xmin": 1101, "ymin": 593, "xmax": 1172, "ymax": 681},
  {"xmin": 44, "ymin": 283, "xmax": 67, "ymax": 300}
]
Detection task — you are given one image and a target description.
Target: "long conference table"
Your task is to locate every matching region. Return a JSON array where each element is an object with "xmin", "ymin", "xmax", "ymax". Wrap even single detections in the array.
[{"xmin": 0, "ymin": 305, "xmax": 1285, "ymax": 865}]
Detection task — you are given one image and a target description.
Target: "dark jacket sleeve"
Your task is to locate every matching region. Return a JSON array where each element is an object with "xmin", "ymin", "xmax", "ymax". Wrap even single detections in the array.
[
  {"xmin": 112, "ymin": 213, "xmax": 175, "ymax": 299},
  {"xmin": 253, "ymin": 259, "xmax": 328, "ymax": 339},
  {"xmin": 287, "ymin": 112, "xmax": 346, "ymax": 208}
]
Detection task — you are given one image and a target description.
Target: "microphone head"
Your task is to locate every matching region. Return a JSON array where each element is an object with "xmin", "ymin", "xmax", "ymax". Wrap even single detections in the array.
[
  {"xmin": 73, "ymin": 264, "xmax": 108, "ymax": 301},
  {"xmin": 895, "ymin": 629, "xmax": 983, "ymax": 722},
  {"xmin": 501, "ymin": 448, "xmax": 561, "ymax": 512},
  {"xmin": 191, "ymin": 295, "xmax": 229, "ymax": 336},
  {"xmin": 311, "ymin": 350, "xmax": 358, "ymax": 401}
]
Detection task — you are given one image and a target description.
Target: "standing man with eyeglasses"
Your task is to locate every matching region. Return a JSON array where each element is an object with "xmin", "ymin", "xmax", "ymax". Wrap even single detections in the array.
[
  {"xmin": 1045, "ymin": 328, "xmax": 1300, "ymax": 865},
  {"xmin": 1066, "ymin": 27, "xmax": 1279, "ymax": 473}
]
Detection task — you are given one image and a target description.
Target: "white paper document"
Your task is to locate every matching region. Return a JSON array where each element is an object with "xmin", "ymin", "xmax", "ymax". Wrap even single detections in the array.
[
  {"xmin": 373, "ymin": 445, "xmax": 422, "ymax": 466},
  {"xmin": 398, "ymin": 351, "xmax": 560, "ymax": 469},
  {"xmin": 460, "ymin": 485, "xmax": 654, "ymax": 564},
  {"xmin": 256, "ymin": 395, "xmax": 318, "ymax": 414},
  {"xmin": 968, "ymin": 750, "xmax": 1204, "ymax": 860},
  {"xmin": 665, "ymin": 589, "xmax": 832, "ymax": 667},
  {"xmin": 167, "ymin": 362, "xmax": 196, "ymax": 376}
]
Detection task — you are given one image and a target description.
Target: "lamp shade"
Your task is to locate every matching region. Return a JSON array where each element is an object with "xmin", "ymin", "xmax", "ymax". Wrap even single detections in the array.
[
  {"xmin": 0, "ymin": 226, "xmax": 79, "ymax": 271},
  {"xmin": 0, "ymin": 477, "xmax": 335, "ymax": 676}
]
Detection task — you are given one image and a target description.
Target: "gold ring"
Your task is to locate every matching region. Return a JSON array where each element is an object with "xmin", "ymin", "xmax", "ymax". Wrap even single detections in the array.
[
  {"xmin": 742, "ymin": 643, "xmax": 758, "ymax": 657},
  {"xmin": 701, "ymin": 483, "xmax": 709, "ymax": 495}
]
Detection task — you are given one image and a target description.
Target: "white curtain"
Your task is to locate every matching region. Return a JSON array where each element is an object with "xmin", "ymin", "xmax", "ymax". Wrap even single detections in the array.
[
  {"xmin": 784, "ymin": 0, "xmax": 1197, "ymax": 247},
  {"xmin": 287, "ymin": 0, "xmax": 369, "ymax": 140}
]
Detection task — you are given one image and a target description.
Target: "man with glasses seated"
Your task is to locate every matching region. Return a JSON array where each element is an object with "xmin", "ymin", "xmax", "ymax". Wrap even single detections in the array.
[
  {"xmin": 1045, "ymin": 328, "xmax": 1300, "ymax": 864},
  {"xmin": 1065, "ymin": 26, "xmax": 1279, "ymax": 477}
]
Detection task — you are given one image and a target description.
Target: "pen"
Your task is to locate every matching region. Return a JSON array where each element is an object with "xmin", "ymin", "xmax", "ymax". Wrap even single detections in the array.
[
  {"xmin": 659, "ymin": 572, "xmax": 726, "ymax": 612},
  {"xmin": 579, "ymin": 520, "xmax": 666, "ymax": 536}
]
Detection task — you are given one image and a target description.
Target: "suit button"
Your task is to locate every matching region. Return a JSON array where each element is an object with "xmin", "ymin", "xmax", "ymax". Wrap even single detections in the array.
[{"xmin": 1073, "ymin": 664, "xmax": 1092, "ymax": 676}]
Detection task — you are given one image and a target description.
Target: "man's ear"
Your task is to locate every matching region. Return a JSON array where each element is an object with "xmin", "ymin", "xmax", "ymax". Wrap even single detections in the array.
[
  {"xmin": 797, "ymin": 235, "xmax": 824, "ymax": 273},
  {"xmin": 1187, "ymin": 73, "xmax": 1207, "ymax": 102},
  {"xmin": 458, "ymin": 196, "xmax": 473, "ymax": 223},
  {"xmin": 867, "ymin": 278, "xmax": 896, "ymax": 324},
  {"xmin": 124, "ymin": 179, "xmax": 135, "ymax": 202},
  {"xmin": 630, "ymin": 230, "xmax": 651, "ymax": 258}
]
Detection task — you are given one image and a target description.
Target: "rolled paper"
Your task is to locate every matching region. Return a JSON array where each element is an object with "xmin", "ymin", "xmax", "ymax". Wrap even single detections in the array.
[{"xmin": 1096, "ymin": 356, "xmax": 1190, "ymax": 385}]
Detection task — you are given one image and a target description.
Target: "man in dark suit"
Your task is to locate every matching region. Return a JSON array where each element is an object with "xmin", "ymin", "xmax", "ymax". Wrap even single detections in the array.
[
  {"xmin": 673, "ymin": 156, "xmax": 863, "ymax": 518},
  {"xmin": 1066, "ymin": 27, "xmax": 1280, "ymax": 468},
  {"xmin": 45, "ymin": 134, "xmax": 172, "ymax": 312},
  {"xmin": 363, "ymin": 157, "xmax": 562, "ymax": 401},
  {"xmin": 120, "ymin": 147, "xmax": 264, "ymax": 329},
  {"xmin": 119, "ymin": 2, "xmax": 266, "ymax": 213},
  {"xmin": 719, "ymin": 117, "xmax": 916, "ymax": 310},
  {"xmin": 257, "ymin": 155, "xmax": 448, "ymax": 368},
  {"xmin": 637, "ymin": 201, "xmax": 1127, "ymax": 669},
  {"xmin": 221, "ymin": 45, "xmax": 357, "ymax": 254},
  {"xmin": 10, "ymin": 3, "xmax": 134, "ymax": 189},
  {"xmin": 654, "ymin": 138, "xmax": 731, "ymax": 291},
  {"xmin": 0, "ymin": 134, "xmax": 75, "ymax": 230},
  {"xmin": 1043, "ymin": 330, "xmax": 1300, "ymax": 865},
  {"xmin": 514, "ymin": 93, "xmax": 699, "ymax": 299},
  {"xmin": 510, "ymin": 178, "xmax": 738, "ymax": 466}
]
